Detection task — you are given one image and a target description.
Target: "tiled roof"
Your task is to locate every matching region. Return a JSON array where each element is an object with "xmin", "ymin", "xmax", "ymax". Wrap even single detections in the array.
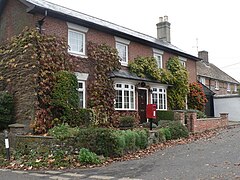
[
  {"xmin": 21, "ymin": 0, "xmax": 200, "ymax": 60},
  {"xmin": 197, "ymin": 61, "xmax": 239, "ymax": 84}
]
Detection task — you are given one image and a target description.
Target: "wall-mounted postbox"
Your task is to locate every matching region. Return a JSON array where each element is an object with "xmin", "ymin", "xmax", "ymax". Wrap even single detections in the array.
[{"xmin": 146, "ymin": 104, "xmax": 157, "ymax": 119}]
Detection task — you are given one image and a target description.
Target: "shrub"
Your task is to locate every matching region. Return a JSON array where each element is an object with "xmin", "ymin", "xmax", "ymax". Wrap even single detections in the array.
[
  {"xmin": 48, "ymin": 123, "xmax": 79, "ymax": 141},
  {"xmin": 168, "ymin": 121, "xmax": 189, "ymax": 139},
  {"xmin": 136, "ymin": 129, "xmax": 148, "ymax": 149},
  {"xmin": 0, "ymin": 91, "xmax": 14, "ymax": 130},
  {"xmin": 78, "ymin": 148, "xmax": 101, "ymax": 165},
  {"xmin": 119, "ymin": 116, "xmax": 135, "ymax": 127},
  {"xmin": 124, "ymin": 130, "xmax": 137, "ymax": 151},
  {"xmin": 188, "ymin": 82, "xmax": 208, "ymax": 112},
  {"xmin": 158, "ymin": 128, "xmax": 166, "ymax": 142},
  {"xmin": 157, "ymin": 110, "xmax": 174, "ymax": 121},
  {"xmin": 51, "ymin": 70, "xmax": 79, "ymax": 125},
  {"xmin": 162, "ymin": 128, "xmax": 172, "ymax": 140}
]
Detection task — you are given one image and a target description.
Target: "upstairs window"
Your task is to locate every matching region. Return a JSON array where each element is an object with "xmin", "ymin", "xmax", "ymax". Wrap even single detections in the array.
[
  {"xmin": 179, "ymin": 56, "xmax": 187, "ymax": 67},
  {"xmin": 153, "ymin": 49, "xmax": 163, "ymax": 69},
  {"xmin": 234, "ymin": 84, "xmax": 238, "ymax": 92},
  {"xmin": 199, "ymin": 77, "xmax": 205, "ymax": 85},
  {"xmin": 227, "ymin": 83, "xmax": 231, "ymax": 92},
  {"xmin": 215, "ymin": 80, "xmax": 219, "ymax": 90},
  {"xmin": 67, "ymin": 22, "xmax": 88, "ymax": 56},
  {"xmin": 115, "ymin": 37, "xmax": 130, "ymax": 66}
]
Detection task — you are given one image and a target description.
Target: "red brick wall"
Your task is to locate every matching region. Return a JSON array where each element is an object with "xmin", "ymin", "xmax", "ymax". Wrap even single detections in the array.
[
  {"xmin": 186, "ymin": 59, "xmax": 197, "ymax": 83},
  {"xmin": 0, "ymin": 0, "xmax": 35, "ymax": 43},
  {"xmin": 128, "ymin": 42, "xmax": 152, "ymax": 62},
  {"xmin": 186, "ymin": 112, "xmax": 228, "ymax": 133}
]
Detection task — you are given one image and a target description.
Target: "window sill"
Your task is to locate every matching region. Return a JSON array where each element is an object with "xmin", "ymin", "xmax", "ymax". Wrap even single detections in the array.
[
  {"xmin": 120, "ymin": 63, "xmax": 128, "ymax": 67},
  {"xmin": 215, "ymin": 88, "xmax": 219, "ymax": 91},
  {"xmin": 68, "ymin": 52, "xmax": 88, "ymax": 58},
  {"xmin": 115, "ymin": 109, "xmax": 136, "ymax": 111}
]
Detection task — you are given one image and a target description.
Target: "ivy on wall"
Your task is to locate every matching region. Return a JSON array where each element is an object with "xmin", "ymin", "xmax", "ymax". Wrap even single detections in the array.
[
  {"xmin": 0, "ymin": 28, "xmax": 75, "ymax": 133},
  {"xmin": 87, "ymin": 42, "xmax": 121, "ymax": 127},
  {"xmin": 129, "ymin": 56, "xmax": 188, "ymax": 110}
]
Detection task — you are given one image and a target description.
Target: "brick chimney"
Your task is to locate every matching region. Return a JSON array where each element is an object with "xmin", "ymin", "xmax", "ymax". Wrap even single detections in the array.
[
  {"xmin": 198, "ymin": 50, "xmax": 209, "ymax": 63},
  {"xmin": 156, "ymin": 16, "xmax": 171, "ymax": 43}
]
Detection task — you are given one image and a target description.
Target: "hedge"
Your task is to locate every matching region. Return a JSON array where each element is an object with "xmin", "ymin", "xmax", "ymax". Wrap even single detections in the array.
[{"xmin": 157, "ymin": 110, "xmax": 174, "ymax": 121}]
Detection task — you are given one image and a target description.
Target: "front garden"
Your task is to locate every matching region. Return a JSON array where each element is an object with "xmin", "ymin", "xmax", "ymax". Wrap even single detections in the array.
[{"xmin": 0, "ymin": 28, "xmax": 211, "ymax": 170}]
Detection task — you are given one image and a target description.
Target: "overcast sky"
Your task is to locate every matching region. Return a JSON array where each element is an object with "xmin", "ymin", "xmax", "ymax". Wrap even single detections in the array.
[{"xmin": 47, "ymin": 0, "xmax": 240, "ymax": 81}]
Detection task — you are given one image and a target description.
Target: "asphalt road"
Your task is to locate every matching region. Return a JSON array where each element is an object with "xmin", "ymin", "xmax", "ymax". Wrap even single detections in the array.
[{"xmin": 1, "ymin": 126, "xmax": 240, "ymax": 180}]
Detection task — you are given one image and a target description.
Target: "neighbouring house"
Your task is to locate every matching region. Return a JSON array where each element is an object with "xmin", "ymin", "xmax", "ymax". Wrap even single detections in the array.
[
  {"xmin": 0, "ymin": 0, "xmax": 200, "ymax": 129},
  {"xmin": 197, "ymin": 50, "xmax": 240, "ymax": 119}
]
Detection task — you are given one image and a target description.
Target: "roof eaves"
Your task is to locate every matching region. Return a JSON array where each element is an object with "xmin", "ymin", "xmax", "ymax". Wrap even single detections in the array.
[{"xmin": 25, "ymin": 0, "xmax": 200, "ymax": 61}]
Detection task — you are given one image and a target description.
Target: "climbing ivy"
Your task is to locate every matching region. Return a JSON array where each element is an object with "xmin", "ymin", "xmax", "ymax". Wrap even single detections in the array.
[
  {"xmin": 0, "ymin": 28, "xmax": 74, "ymax": 133},
  {"xmin": 129, "ymin": 56, "xmax": 188, "ymax": 110},
  {"xmin": 87, "ymin": 42, "xmax": 121, "ymax": 127}
]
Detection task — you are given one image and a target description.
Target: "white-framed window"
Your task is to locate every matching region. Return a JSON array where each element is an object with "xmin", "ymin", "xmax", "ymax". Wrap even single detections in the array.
[
  {"xmin": 199, "ymin": 77, "xmax": 205, "ymax": 85},
  {"xmin": 67, "ymin": 22, "xmax": 88, "ymax": 56},
  {"xmin": 75, "ymin": 72, "xmax": 88, "ymax": 108},
  {"xmin": 115, "ymin": 37, "xmax": 130, "ymax": 66},
  {"xmin": 114, "ymin": 83, "xmax": 135, "ymax": 110},
  {"xmin": 151, "ymin": 87, "xmax": 167, "ymax": 110},
  {"xmin": 215, "ymin": 80, "xmax": 219, "ymax": 90},
  {"xmin": 179, "ymin": 56, "xmax": 187, "ymax": 67},
  {"xmin": 234, "ymin": 84, "xmax": 238, "ymax": 92},
  {"xmin": 227, "ymin": 83, "xmax": 231, "ymax": 92},
  {"xmin": 77, "ymin": 81, "xmax": 85, "ymax": 108},
  {"xmin": 153, "ymin": 49, "xmax": 163, "ymax": 69}
]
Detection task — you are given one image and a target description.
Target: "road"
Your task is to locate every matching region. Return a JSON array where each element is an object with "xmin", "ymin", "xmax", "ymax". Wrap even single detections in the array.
[{"xmin": 1, "ymin": 126, "xmax": 240, "ymax": 180}]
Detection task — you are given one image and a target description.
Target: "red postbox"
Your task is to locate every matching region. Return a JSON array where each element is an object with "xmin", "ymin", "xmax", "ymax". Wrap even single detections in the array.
[{"xmin": 146, "ymin": 104, "xmax": 157, "ymax": 119}]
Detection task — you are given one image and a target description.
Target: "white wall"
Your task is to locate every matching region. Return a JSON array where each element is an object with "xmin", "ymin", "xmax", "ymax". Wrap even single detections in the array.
[{"xmin": 214, "ymin": 95, "xmax": 240, "ymax": 121}]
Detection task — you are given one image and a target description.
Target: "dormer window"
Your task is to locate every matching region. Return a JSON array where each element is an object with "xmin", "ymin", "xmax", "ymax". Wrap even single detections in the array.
[{"xmin": 115, "ymin": 37, "xmax": 130, "ymax": 66}]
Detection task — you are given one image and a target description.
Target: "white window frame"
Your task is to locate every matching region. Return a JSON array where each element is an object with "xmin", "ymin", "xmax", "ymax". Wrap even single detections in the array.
[
  {"xmin": 179, "ymin": 56, "xmax": 187, "ymax": 67},
  {"xmin": 115, "ymin": 37, "xmax": 130, "ymax": 66},
  {"xmin": 151, "ymin": 87, "xmax": 167, "ymax": 110},
  {"xmin": 227, "ymin": 83, "xmax": 231, "ymax": 92},
  {"xmin": 234, "ymin": 84, "xmax": 238, "ymax": 92},
  {"xmin": 77, "ymin": 81, "xmax": 86, "ymax": 108},
  {"xmin": 215, "ymin": 80, "xmax": 219, "ymax": 90},
  {"xmin": 153, "ymin": 49, "xmax": 163, "ymax": 69},
  {"xmin": 75, "ymin": 72, "xmax": 89, "ymax": 108},
  {"xmin": 67, "ymin": 22, "xmax": 88, "ymax": 56},
  {"xmin": 199, "ymin": 77, "xmax": 205, "ymax": 85},
  {"xmin": 114, "ymin": 83, "xmax": 135, "ymax": 110}
]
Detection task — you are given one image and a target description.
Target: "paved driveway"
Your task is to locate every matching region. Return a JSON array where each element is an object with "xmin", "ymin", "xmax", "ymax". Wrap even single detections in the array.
[{"xmin": 1, "ymin": 126, "xmax": 240, "ymax": 180}]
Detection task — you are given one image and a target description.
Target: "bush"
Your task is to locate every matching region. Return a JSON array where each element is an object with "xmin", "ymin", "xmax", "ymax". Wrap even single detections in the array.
[
  {"xmin": 168, "ymin": 121, "xmax": 189, "ymax": 139},
  {"xmin": 48, "ymin": 123, "xmax": 79, "ymax": 141},
  {"xmin": 119, "ymin": 116, "xmax": 135, "ymax": 127},
  {"xmin": 186, "ymin": 109, "xmax": 207, "ymax": 119},
  {"xmin": 162, "ymin": 128, "xmax": 171, "ymax": 140},
  {"xmin": 0, "ymin": 91, "xmax": 14, "ymax": 130},
  {"xmin": 142, "ymin": 122, "xmax": 158, "ymax": 129},
  {"xmin": 157, "ymin": 110, "xmax": 174, "ymax": 121},
  {"xmin": 158, "ymin": 128, "xmax": 166, "ymax": 142},
  {"xmin": 51, "ymin": 70, "xmax": 79, "ymax": 124},
  {"xmin": 78, "ymin": 148, "xmax": 101, "ymax": 165}
]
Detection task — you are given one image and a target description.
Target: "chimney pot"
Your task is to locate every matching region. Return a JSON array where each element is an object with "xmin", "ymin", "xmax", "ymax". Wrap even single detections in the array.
[
  {"xmin": 159, "ymin": 17, "xmax": 163, "ymax": 22},
  {"xmin": 164, "ymin": 15, "xmax": 168, "ymax": 22}
]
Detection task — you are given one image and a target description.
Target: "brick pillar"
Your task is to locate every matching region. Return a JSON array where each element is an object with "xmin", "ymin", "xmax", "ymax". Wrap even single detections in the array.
[
  {"xmin": 186, "ymin": 111, "xmax": 197, "ymax": 132},
  {"xmin": 173, "ymin": 110, "xmax": 185, "ymax": 124},
  {"xmin": 220, "ymin": 113, "xmax": 229, "ymax": 127}
]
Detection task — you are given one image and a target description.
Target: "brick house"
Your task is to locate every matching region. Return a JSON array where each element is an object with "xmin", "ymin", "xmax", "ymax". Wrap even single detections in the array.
[
  {"xmin": 197, "ymin": 50, "xmax": 239, "ymax": 118},
  {"xmin": 0, "ymin": 0, "xmax": 200, "ymax": 127}
]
